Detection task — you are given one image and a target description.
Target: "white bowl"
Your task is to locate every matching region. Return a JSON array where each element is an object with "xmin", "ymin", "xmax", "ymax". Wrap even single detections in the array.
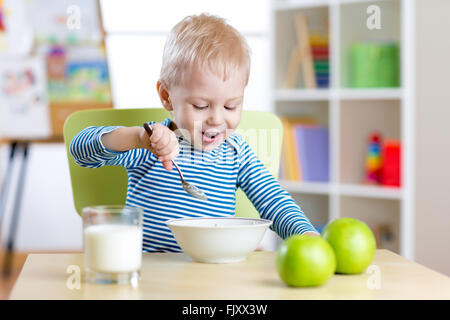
[{"xmin": 166, "ymin": 217, "xmax": 272, "ymax": 263}]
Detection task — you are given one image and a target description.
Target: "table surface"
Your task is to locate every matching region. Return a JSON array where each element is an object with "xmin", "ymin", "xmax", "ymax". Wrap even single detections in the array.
[{"xmin": 9, "ymin": 249, "xmax": 450, "ymax": 300}]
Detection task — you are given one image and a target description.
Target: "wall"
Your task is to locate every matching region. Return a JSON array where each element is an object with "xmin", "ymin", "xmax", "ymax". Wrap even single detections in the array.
[
  {"xmin": 415, "ymin": 0, "xmax": 450, "ymax": 276},
  {"xmin": 0, "ymin": 144, "xmax": 82, "ymax": 251}
]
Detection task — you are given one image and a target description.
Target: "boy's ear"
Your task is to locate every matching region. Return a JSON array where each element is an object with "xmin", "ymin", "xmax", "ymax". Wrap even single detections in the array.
[{"xmin": 157, "ymin": 81, "xmax": 172, "ymax": 111}]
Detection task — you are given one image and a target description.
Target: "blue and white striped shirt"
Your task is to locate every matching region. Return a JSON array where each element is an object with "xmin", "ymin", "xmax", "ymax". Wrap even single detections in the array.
[{"xmin": 70, "ymin": 118, "xmax": 317, "ymax": 252}]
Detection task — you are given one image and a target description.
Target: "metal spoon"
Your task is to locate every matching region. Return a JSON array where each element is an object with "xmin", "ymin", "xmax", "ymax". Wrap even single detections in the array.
[{"xmin": 143, "ymin": 123, "xmax": 208, "ymax": 201}]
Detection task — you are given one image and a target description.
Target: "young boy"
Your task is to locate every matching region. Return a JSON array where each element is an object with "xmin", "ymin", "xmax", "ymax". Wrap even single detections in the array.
[{"xmin": 70, "ymin": 13, "xmax": 318, "ymax": 253}]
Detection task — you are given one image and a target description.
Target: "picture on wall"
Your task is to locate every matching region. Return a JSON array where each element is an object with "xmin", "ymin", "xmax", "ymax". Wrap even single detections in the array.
[
  {"xmin": 26, "ymin": 0, "xmax": 102, "ymax": 46},
  {"xmin": 0, "ymin": 56, "xmax": 51, "ymax": 139}
]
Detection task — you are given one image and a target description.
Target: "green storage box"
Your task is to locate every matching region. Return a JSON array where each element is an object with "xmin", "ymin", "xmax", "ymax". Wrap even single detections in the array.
[{"xmin": 350, "ymin": 42, "xmax": 400, "ymax": 88}]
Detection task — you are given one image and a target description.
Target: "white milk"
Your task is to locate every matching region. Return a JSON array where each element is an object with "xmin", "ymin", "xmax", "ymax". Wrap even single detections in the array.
[{"xmin": 84, "ymin": 224, "xmax": 142, "ymax": 273}]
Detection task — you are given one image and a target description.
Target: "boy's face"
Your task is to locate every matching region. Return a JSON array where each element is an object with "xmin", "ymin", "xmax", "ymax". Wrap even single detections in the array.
[{"xmin": 159, "ymin": 65, "xmax": 247, "ymax": 151}]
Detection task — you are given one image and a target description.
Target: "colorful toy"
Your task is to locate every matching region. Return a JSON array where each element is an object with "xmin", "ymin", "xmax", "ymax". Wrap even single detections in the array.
[
  {"xmin": 365, "ymin": 132, "xmax": 382, "ymax": 184},
  {"xmin": 310, "ymin": 33, "xmax": 329, "ymax": 88},
  {"xmin": 0, "ymin": 0, "xmax": 5, "ymax": 32},
  {"xmin": 381, "ymin": 140, "xmax": 401, "ymax": 187}
]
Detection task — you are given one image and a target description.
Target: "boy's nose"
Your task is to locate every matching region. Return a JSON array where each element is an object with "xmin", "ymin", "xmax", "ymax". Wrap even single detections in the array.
[{"xmin": 207, "ymin": 107, "xmax": 224, "ymax": 126}]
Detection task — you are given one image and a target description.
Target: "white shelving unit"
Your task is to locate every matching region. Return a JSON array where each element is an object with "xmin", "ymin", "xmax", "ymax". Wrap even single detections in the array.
[{"xmin": 271, "ymin": 0, "xmax": 414, "ymax": 259}]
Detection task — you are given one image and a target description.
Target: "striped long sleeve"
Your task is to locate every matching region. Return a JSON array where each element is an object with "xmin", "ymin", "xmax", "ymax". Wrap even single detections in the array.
[
  {"xmin": 235, "ymin": 136, "xmax": 317, "ymax": 238},
  {"xmin": 70, "ymin": 118, "xmax": 317, "ymax": 252},
  {"xmin": 69, "ymin": 126, "xmax": 152, "ymax": 169}
]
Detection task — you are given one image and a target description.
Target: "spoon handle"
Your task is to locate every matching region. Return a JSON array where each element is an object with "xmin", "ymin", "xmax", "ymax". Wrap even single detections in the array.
[
  {"xmin": 171, "ymin": 160, "xmax": 185, "ymax": 182},
  {"xmin": 143, "ymin": 122, "xmax": 153, "ymax": 136}
]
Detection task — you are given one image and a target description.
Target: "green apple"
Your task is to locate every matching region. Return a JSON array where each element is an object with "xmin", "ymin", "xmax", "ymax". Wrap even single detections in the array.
[
  {"xmin": 276, "ymin": 235, "xmax": 336, "ymax": 287},
  {"xmin": 321, "ymin": 218, "xmax": 376, "ymax": 274}
]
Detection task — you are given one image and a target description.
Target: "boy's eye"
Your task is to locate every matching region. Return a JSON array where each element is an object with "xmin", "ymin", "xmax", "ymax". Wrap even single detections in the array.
[
  {"xmin": 193, "ymin": 104, "xmax": 208, "ymax": 109},
  {"xmin": 224, "ymin": 106, "xmax": 236, "ymax": 110}
]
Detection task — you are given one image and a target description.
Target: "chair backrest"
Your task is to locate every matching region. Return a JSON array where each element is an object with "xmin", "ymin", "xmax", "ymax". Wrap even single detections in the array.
[{"xmin": 63, "ymin": 108, "xmax": 283, "ymax": 218}]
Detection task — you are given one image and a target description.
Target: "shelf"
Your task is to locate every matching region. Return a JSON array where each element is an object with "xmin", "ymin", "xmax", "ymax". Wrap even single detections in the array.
[
  {"xmin": 275, "ymin": 88, "xmax": 403, "ymax": 101},
  {"xmin": 339, "ymin": 99, "xmax": 400, "ymax": 184},
  {"xmin": 272, "ymin": 0, "xmax": 413, "ymax": 259},
  {"xmin": 339, "ymin": 0, "xmax": 401, "ymax": 87},
  {"xmin": 339, "ymin": 195, "xmax": 400, "ymax": 253},
  {"xmin": 279, "ymin": 180, "xmax": 403, "ymax": 200},
  {"xmin": 339, "ymin": 88, "xmax": 403, "ymax": 100},
  {"xmin": 338, "ymin": 0, "xmax": 387, "ymax": 5},
  {"xmin": 339, "ymin": 184, "xmax": 403, "ymax": 200},
  {"xmin": 275, "ymin": 89, "xmax": 331, "ymax": 101},
  {"xmin": 279, "ymin": 180, "xmax": 332, "ymax": 195}
]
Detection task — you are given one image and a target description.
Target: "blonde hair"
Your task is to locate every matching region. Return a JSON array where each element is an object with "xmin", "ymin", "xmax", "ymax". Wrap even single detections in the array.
[{"xmin": 160, "ymin": 13, "xmax": 251, "ymax": 88}]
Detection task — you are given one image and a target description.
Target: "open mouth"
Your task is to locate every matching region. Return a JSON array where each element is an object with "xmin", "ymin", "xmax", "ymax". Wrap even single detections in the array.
[{"xmin": 202, "ymin": 131, "xmax": 223, "ymax": 143}]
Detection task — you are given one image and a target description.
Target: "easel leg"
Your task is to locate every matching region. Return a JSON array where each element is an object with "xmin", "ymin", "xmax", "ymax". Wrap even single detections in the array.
[
  {"xmin": 0, "ymin": 143, "xmax": 18, "ymax": 225},
  {"xmin": 2, "ymin": 143, "xmax": 29, "ymax": 278}
]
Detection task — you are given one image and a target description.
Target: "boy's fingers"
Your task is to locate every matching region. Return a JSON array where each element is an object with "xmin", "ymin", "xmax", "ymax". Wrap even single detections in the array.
[
  {"xmin": 151, "ymin": 127, "xmax": 176, "ymax": 151},
  {"xmin": 162, "ymin": 160, "xmax": 173, "ymax": 171},
  {"xmin": 149, "ymin": 124, "xmax": 163, "ymax": 144},
  {"xmin": 156, "ymin": 145, "xmax": 174, "ymax": 157},
  {"xmin": 152, "ymin": 133, "xmax": 170, "ymax": 151},
  {"xmin": 155, "ymin": 136, "xmax": 178, "ymax": 156},
  {"xmin": 158, "ymin": 144, "xmax": 179, "ymax": 162},
  {"xmin": 156, "ymin": 135, "xmax": 180, "ymax": 156}
]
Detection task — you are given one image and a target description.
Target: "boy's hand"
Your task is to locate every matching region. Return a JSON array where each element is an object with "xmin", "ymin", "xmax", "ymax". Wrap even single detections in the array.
[
  {"xmin": 303, "ymin": 231, "xmax": 320, "ymax": 237},
  {"xmin": 139, "ymin": 123, "xmax": 179, "ymax": 171}
]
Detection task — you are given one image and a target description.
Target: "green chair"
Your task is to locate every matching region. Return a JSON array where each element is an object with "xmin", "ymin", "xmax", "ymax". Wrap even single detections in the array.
[{"xmin": 63, "ymin": 108, "xmax": 283, "ymax": 219}]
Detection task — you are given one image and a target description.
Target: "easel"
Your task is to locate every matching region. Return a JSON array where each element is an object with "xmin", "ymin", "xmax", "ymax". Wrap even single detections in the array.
[
  {"xmin": 284, "ymin": 14, "xmax": 317, "ymax": 89},
  {"xmin": 0, "ymin": 0, "xmax": 111, "ymax": 278},
  {"xmin": 0, "ymin": 135, "xmax": 67, "ymax": 278}
]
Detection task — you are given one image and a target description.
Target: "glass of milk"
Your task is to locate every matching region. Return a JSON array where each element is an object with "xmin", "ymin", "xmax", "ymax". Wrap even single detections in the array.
[{"xmin": 82, "ymin": 205, "xmax": 143, "ymax": 285}]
